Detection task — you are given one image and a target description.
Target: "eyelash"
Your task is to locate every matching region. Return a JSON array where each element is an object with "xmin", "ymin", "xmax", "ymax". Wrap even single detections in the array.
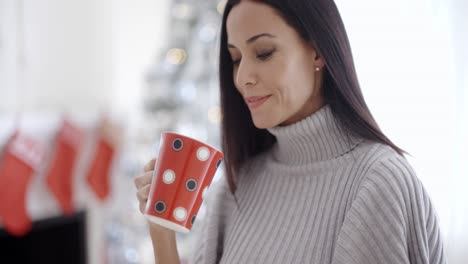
[{"xmin": 232, "ymin": 49, "xmax": 275, "ymax": 65}]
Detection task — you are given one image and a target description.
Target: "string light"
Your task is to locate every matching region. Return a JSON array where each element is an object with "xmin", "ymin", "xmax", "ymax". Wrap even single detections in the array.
[
  {"xmin": 165, "ymin": 48, "xmax": 187, "ymax": 65},
  {"xmin": 208, "ymin": 106, "xmax": 222, "ymax": 124},
  {"xmin": 217, "ymin": 0, "xmax": 227, "ymax": 15},
  {"xmin": 172, "ymin": 3, "xmax": 193, "ymax": 20}
]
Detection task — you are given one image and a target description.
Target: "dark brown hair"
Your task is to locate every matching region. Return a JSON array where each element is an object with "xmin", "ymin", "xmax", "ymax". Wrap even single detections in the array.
[{"xmin": 219, "ymin": 0, "xmax": 407, "ymax": 197}]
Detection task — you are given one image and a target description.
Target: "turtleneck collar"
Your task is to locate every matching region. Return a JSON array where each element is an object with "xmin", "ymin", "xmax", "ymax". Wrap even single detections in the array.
[{"xmin": 266, "ymin": 104, "xmax": 364, "ymax": 165}]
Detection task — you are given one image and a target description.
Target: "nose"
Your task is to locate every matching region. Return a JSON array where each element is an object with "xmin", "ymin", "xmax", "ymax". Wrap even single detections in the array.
[{"xmin": 235, "ymin": 59, "xmax": 257, "ymax": 90}]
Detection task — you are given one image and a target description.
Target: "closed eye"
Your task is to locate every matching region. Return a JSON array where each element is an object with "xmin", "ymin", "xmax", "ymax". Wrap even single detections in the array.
[
  {"xmin": 257, "ymin": 50, "xmax": 275, "ymax": 60},
  {"xmin": 231, "ymin": 50, "xmax": 275, "ymax": 66}
]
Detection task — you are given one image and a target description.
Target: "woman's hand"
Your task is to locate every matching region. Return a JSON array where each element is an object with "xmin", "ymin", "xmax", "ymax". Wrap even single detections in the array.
[
  {"xmin": 134, "ymin": 158, "xmax": 156, "ymax": 214},
  {"xmin": 135, "ymin": 158, "xmax": 180, "ymax": 264},
  {"xmin": 134, "ymin": 158, "xmax": 174, "ymax": 234}
]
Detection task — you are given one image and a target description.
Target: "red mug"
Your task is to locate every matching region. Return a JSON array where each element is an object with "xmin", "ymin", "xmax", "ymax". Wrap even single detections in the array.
[{"xmin": 144, "ymin": 132, "xmax": 224, "ymax": 233}]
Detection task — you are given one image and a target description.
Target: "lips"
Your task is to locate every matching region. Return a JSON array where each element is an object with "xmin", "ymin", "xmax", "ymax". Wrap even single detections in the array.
[
  {"xmin": 245, "ymin": 95, "xmax": 272, "ymax": 110},
  {"xmin": 245, "ymin": 95, "xmax": 270, "ymax": 102}
]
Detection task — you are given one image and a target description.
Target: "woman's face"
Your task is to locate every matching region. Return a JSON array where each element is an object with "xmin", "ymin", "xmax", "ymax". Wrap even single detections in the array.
[{"xmin": 226, "ymin": 1, "xmax": 325, "ymax": 128}]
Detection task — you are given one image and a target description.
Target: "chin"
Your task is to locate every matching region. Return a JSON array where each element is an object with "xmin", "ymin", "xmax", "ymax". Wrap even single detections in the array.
[{"xmin": 251, "ymin": 116, "xmax": 279, "ymax": 129}]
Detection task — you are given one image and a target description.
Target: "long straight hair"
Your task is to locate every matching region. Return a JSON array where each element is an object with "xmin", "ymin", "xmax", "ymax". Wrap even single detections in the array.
[{"xmin": 219, "ymin": 0, "xmax": 407, "ymax": 197}]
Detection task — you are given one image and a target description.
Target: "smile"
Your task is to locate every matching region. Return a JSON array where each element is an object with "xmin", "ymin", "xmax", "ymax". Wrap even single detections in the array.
[{"xmin": 246, "ymin": 95, "xmax": 272, "ymax": 110}]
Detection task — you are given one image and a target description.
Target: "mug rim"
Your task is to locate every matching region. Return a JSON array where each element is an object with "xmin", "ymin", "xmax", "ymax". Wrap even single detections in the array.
[{"xmin": 161, "ymin": 131, "xmax": 224, "ymax": 155}]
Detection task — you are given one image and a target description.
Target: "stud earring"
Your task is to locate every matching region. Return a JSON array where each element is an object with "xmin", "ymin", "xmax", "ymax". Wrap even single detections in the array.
[{"xmin": 315, "ymin": 67, "xmax": 320, "ymax": 72}]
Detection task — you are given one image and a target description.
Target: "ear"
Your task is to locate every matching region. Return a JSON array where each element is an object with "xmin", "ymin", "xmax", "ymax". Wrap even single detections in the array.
[
  {"xmin": 305, "ymin": 43, "xmax": 325, "ymax": 69},
  {"xmin": 312, "ymin": 48, "xmax": 325, "ymax": 68}
]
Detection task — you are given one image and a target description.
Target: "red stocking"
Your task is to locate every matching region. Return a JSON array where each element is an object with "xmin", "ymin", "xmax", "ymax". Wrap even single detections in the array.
[
  {"xmin": 86, "ymin": 127, "xmax": 117, "ymax": 201},
  {"xmin": 46, "ymin": 120, "xmax": 83, "ymax": 215},
  {"xmin": 0, "ymin": 132, "xmax": 44, "ymax": 236}
]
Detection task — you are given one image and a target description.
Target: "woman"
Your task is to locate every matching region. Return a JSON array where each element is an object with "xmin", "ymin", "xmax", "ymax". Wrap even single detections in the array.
[{"xmin": 134, "ymin": 0, "xmax": 446, "ymax": 263}]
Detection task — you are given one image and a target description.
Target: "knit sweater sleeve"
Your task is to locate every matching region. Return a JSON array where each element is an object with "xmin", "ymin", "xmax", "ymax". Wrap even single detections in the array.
[
  {"xmin": 190, "ymin": 175, "xmax": 234, "ymax": 264},
  {"xmin": 332, "ymin": 154, "xmax": 446, "ymax": 264}
]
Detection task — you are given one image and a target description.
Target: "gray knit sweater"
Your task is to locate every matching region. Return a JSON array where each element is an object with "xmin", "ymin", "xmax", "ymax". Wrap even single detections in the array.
[{"xmin": 191, "ymin": 104, "xmax": 446, "ymax": 264}]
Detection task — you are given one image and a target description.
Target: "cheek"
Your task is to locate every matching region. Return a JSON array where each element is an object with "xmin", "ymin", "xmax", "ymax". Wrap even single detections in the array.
[
  {"xmin": 275, "ymin": 64, "xmax": 315, "ymax": 108},
  {"xmin": 273, "ymin": 62, "xmax": 300, "ymax": 104},
  {"xmin": 232, "ymin": 68, "xmax": 238, "ymax": 87},
  {"xmin": 262, "ymin": 59, "xmax": 291, "ymax": 97},
  {"xmin": 232, "ymin": 67, "xmax": 243, "ymax": 95},
  {"xmin": 289, "ymin": 58, "xmax": 316, "ymax": 94}
]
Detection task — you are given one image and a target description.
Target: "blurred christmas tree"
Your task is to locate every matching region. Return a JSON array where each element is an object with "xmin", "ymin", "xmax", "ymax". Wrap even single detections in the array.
[
  {"xmin": 143, "ymin": 0, "xmax": 224, "ymax": 150},
  {"xmin": 105, "ymin": 0, "xmax": 226, "ymax": 263}
]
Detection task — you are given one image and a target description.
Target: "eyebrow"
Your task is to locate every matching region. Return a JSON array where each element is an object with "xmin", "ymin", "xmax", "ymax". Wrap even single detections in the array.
[{"xmin": 227, "ymin": 33, "xmax": 276, "ymax": 49}]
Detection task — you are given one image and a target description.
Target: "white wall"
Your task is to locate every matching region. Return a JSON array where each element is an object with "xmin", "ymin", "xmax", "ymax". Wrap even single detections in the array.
[
  {"xmin": 0, "ymin": 0, "xmax": 113, "ymax": 114},
  {"xmin": 446, "ymin": 0, "xmax": 468, "ymax": 262},
  {"xmin": 0, "ymin": 0, "xmax": 170, "ymax": 116}
]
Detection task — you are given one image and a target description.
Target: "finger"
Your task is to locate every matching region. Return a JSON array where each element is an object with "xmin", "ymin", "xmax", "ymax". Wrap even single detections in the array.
[
  {"xmin": 143, "ymin": 159, "xmax": 157, "ymax": 172},
  {"xmin": 136, "ymin": 184, "xmax": 151, "ymax": 203},
  {"xmin": 139, "ymin": 202, "xmax": 147, "ymax": 214},
  {"xmin": 134, "ymin": 171, "xmax": 153, "ymax": 189}
]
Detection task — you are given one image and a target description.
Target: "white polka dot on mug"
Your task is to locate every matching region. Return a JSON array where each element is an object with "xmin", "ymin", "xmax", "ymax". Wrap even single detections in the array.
[{"xmin": 197, "ymin": 147, "xmax": 210, "ymax": 161}]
